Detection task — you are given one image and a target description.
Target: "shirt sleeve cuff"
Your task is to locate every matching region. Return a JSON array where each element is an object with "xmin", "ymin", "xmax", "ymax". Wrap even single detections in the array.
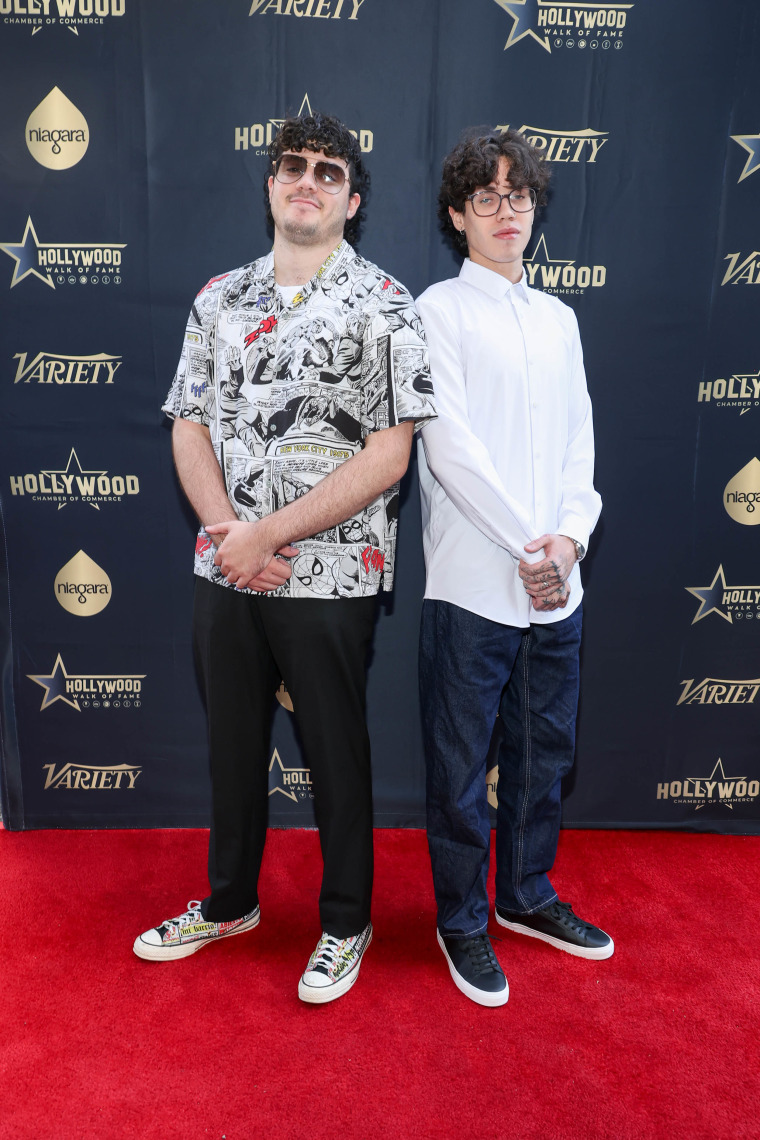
[{"xmin": 558, "ymin": 517, "xmax": 591, "ymax": 552}]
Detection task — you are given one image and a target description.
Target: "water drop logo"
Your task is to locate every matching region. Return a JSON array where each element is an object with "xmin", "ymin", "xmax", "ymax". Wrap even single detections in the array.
[
  {"xmin": 54, "ymin": 551, "xmax": 112, "ymax": 616},
  {"xmin": 26, "ymin": 88, "xmax": 89, "ymax": 170},
  {"xmin": 723, "ymin": 458, "xmax": 760, "ymax": 526}
]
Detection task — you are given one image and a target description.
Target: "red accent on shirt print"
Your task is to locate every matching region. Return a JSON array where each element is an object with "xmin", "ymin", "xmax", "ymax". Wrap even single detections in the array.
[
  {"xmin": 361, "ymin": 546, "xmax": 385, "ymax": 574},
  {"xmin": 197, "ymin": 272, "xmax": 231, "ymax": 296},
  {"xmin": 244, "ymin": 316, "xmax": 278, "ymax": 347}
]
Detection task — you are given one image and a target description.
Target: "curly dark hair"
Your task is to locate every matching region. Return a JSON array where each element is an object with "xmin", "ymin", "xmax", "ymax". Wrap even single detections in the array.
[
  {"xmin": 437, "ymin": 128, "xmax": 551, "ymax": 253},
  {"xmin": 265, "ymin": 112, "xmax": 369, "ymax": 246}
]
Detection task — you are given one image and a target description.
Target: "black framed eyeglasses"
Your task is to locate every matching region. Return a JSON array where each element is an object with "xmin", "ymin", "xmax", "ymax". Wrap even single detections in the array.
[
  {"xmin": 273, "ymin": 153, "xmax": 348, "ymax": 195},
  {"xmin": 466, "ymin": 187, "xmax": 537, "ymax": 215}
]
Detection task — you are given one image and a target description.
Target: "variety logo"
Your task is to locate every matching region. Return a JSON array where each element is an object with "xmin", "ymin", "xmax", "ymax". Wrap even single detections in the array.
[
  {"xmin": 0, "ymin": 217, "xmax": 125, "ymax": 289},
  {"xmin": 248, "ymin": 0, "xmax": 366, "ymax": 19},
  {"xmin": 686, "ymin": 565, "xmax": 760, "ymax": 625},
  {"xmin": 492, "ymin": 0, "xmax": 633, "ymax": 53},
  {"xmin": 27, "ymin": 653, "xmax": 145, "ymax": 711},
  {"xmin": 497, "ymin": 124, "xmax": 608, "ymax": 163},
  {"xmin": 268, "ymin": 748, "xmax": 313, "ymax": 802},
  {"xmin": 26, "ymin": 88, "xmax": 88, "ymax": 170},
  {"xmin": 524, "ymin": 233, "xmax": 606, "ymax": 295},
  {"xmin": 9, "ymin": 447, "xmax": 139, "ymax": 510},
  {"xmin": 723, "ymin": 458, "xmax": 760, "ymax": 526},
  {"xmin": 1, "ymin": 0, "xmax": 126, "ymax": 35},
  {"xmin": 235, "ymin": 91, "xmax": 373, "ymax": 155},
  {"xmin": 721, "ymin": 251, "xmax": 760, "ymax": 286},
  {"xmin": 13, "ymin": 351, "xmax": 122, "ymax": 386},
  {"xmin": 698, "ymin": 367, "xmax": 760, "ymax": 415},
  {"xmin": 43, "ymin": 762, "xmax": 141, "ymax": 790},
  {"xmin": 657, "ymin": 759, "xmax": 758, "ymax": 811},
  {"xmin": 677, "ymin": 677, "xmax": 760, "ymax": 706},
  {"xmin": 54, "ymin": 551, "xmax": 111, "ymax": 616},
  {"xmin": 730, "ymin": 131, "xmax": 760, "ymax": 183}
]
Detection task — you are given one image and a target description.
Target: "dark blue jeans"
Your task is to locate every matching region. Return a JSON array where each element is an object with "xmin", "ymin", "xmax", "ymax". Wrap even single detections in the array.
[{"xmin": 419, "ymin": 599, "xmax": 583, "ymax": 938}]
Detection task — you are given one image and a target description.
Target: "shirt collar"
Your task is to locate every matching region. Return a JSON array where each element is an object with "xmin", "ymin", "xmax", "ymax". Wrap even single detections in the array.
[
  {"xmin": 459, "ymin": 258, "xmax": 532, "ymax": 304},
  {"xmin": 259, "ymin": 239, "xmax": 355, "ymax": 298}
]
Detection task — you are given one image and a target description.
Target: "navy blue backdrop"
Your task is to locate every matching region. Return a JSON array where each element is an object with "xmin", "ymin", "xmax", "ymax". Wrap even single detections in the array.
[{"xmin": 1, "ymin": 0, "xmax": 759, "ymax": 833}]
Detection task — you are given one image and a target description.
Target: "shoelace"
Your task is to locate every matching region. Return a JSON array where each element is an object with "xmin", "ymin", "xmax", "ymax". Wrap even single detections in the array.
[
  {"xmin": 310, "ymin": 933, "xmax": 351, "ymax": 974},
  {"xmin": 545, "ymin": 901, "xmax": 588, "ymax": 934},
  {"xmin": 166, "ymin": 901, "xmax": 203, "ymax": 930},
  {"xmin": 459, "ymin": 936, "xmax": 500, "ymax": 978}
]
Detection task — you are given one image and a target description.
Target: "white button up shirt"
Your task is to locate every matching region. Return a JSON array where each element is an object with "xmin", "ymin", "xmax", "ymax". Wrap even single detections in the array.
[{"xmin": 417, "ymin": 258, "xmax": 601, "ymax": 627}]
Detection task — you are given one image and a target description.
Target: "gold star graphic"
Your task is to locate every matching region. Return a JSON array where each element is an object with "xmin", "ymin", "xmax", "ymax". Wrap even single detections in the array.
[
  {"xmin": 41, "ymin": 448, "xmax": 107, "ymax": 511},
  {"xmin": 731, "ymin": 132, "xmax": 760, "ymax": 183},
  {"xmin": 525, "ymin": 233, "xmax": 574, "ymax": 266},
  {"xmin": 268, "ymin": 748, "xmax": 311, "ymax": 802}
]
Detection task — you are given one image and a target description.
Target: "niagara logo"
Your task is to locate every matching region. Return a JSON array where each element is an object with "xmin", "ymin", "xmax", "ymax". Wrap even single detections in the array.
[{"xmin": 26, "ymin": 88, "xmax": 88, "ymax": 169}]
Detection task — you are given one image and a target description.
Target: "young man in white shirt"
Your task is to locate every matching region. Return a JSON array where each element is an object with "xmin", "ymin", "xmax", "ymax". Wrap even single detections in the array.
[{"xmin": 417, "ymin": 129, "xmax": 612, "ymax": 1007}]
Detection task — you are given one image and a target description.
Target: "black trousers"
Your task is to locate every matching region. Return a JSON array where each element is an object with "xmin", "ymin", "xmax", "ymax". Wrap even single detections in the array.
[{"xmin": 192, "ymin": 576, "xmax": 377, "ymax": 937}]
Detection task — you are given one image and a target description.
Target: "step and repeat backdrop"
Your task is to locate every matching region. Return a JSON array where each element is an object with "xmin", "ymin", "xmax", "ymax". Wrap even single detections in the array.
[{"xmin": 1, "ymin": 0, "xmax": 758, "ymax": 833}]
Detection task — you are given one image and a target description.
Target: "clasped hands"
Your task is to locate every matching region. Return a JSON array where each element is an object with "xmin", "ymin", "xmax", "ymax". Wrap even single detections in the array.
[
  {"xmin": 205, "ymin": 519, "xmax": 298, "ymax": 592},
  {"xmin": 204, "ymin": 520, "xmax": 578, "ymax": 606},
  {"xmin": 518, "ymin": 534, "xmax": 577, "ymax": 612}
]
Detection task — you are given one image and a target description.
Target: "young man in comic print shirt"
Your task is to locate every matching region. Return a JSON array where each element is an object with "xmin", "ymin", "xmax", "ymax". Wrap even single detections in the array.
[
  {"xmin": 416, "ymin": 129, "xmax": 612, "ymax": 1008},
  {"xmin": 134, "ymin": 114, "xmax": 434, "ymax": 1004}
]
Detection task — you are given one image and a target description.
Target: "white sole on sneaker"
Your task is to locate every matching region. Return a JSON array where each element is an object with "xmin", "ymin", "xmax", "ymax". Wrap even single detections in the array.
[
  {"xmin": 494, "ymin": 911, "xmax": 614, "ymax": 960},
  {"xmin": 297, "ymin": 929, "xmax": 372, "ymax": 1005},
  {"xmin": 132, "ymin": 908, "xmax": 261, "ymax": 962},
  {"xmin": 436, "ymin": 931, "xmax": 509, "ymax": 1008}
]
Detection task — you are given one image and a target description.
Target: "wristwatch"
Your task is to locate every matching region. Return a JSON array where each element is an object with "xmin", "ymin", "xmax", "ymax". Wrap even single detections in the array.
[{"xmin": 571, "ymin": 539, "xmax": 586, "ymax": 562}]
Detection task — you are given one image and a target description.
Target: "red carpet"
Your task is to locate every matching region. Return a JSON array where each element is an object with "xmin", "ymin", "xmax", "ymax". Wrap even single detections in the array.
[{"xmin": 0, "ymin": 827, "xmax": 757, "ymax": 1139}]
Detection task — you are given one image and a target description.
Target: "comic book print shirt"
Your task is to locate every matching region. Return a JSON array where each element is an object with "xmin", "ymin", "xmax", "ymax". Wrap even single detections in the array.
[{"xmin": 163, "ymin": 240, "xmax": 435, "ymax": 599}]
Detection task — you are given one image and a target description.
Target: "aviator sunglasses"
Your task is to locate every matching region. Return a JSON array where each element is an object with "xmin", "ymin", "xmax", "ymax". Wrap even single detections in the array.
[{"xmin": 273, "ymin": 153, "xmax": 348, "ymax": 194}]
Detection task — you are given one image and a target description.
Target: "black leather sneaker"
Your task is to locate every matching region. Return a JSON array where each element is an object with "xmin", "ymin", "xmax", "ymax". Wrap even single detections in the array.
[
  {"xmin": 495, "ymin": 900, "xmax": 613, "ymax": 960},
  {"xmin": 437, "ymin": 931, "xmax": 509, "ymax": 1007}
]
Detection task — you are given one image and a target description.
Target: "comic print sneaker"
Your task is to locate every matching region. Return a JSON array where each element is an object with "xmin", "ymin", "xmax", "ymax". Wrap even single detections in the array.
[
  {"xmin": 298, "ymin": 924, "xmax": 372, "ymax": 1004},
  {"xmin": 133, "ymin": 900, "xmax": 260, "ymax": 961},
  {"xmin": 495, "ymin": 900, "xmax": 614, "ymax": 960}
]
